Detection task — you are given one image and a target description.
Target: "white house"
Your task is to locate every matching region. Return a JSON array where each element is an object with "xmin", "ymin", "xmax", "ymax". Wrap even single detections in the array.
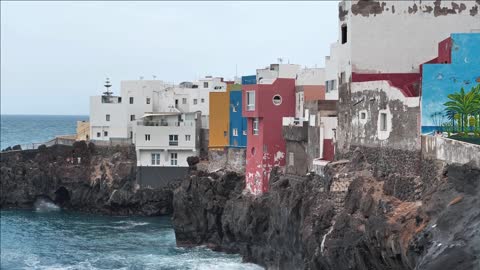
[{"xmin": 133, "ymin": 111, "xmax": 201, "ymax": 167}]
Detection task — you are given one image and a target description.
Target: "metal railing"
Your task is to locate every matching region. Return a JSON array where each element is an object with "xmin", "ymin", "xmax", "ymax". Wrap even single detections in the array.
[{"xmin": 137, "ymin": 120, "xmax": 194, "ymax": 127}]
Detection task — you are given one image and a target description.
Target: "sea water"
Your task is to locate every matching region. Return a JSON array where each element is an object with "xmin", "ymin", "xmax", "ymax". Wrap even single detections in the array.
[
  {"xmin": 0, "ymin": 115, "xmax": 263, "ymax": 269},
  {"xmin": 0, "ymin": 210, "xmax": 262, "ymax": 270}
]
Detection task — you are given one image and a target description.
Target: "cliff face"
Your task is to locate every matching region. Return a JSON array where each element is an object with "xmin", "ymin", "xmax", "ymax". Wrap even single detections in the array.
[
  {"xmin": 0, "ymin": 142, "xmax": 176, "ymax": 216},
  {"xmin": 172, "ymin": 148, "xmax": 480, "ymax": 270}
]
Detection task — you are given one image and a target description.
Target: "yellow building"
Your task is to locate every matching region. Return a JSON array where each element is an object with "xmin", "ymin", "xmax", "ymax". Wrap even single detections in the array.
[
  {"xmin": 76, "ymin": 121, "xmax": 90, "ymax": 141},
  {"xmin": 208, "ymin": 84, "xmax": 232, "ymax": 150}
]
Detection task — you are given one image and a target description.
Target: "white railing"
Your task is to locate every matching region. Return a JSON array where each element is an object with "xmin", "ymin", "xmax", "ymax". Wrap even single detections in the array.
[{"xmin": 137, "ymin": 120, "xmax": 195, "ymax": 127}]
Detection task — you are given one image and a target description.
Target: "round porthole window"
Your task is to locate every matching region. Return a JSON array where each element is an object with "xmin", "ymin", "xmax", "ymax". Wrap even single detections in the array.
[{"xmin": 272, "ymin": 95, "xmax": 282, "ymax": 106}]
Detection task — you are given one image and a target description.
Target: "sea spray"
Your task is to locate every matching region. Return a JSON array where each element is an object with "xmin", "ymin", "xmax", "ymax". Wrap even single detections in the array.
[{"xmin": 34, "ymin": 197, "xmax": 60, "ymax": 212}]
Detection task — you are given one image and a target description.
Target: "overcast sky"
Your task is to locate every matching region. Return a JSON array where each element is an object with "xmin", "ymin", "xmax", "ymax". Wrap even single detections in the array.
[{"xmin": 1, "ymin": 1, "xmax": 339, "ymax": 115}]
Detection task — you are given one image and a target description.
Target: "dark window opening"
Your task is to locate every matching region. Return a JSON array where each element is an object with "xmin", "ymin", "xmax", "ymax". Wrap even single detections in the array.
[
  {"xmin": 341, "ymin": 25, "xmax": 347, "ymax": 44},
  {"xmin": 129, "ymin": 97, "xmax": 134, "ymax": 104}
]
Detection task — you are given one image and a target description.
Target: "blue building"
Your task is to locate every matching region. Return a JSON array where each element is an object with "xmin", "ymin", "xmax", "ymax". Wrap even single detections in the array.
[
  {"xmin": 421, "ymin": 33, "xmax": 480, "ymax": 131},
  {"xmin": 229, "ymin": 85, "xmax": 247, "ymax": 147}
]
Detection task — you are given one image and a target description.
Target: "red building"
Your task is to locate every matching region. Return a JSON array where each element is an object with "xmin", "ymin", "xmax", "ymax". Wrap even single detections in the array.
[{"xmin": 242, "ymin": 78, "xmax": 296, "ymax": 195}]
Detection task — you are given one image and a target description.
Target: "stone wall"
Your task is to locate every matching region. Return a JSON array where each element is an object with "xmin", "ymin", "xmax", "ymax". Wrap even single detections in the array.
[
  {"xmin": 206, "ymin": 147, "xmax": 246, "ymax": 174},
  {"xmin": 422, "ymin": 135, "xmax": 480, "ymax": 169}
]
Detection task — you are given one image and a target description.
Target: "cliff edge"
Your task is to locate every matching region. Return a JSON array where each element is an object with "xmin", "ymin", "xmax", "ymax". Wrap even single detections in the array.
[
  {"xmin": 0, "ymin": 142, "xmax": 177, "ymax": 215},
  {"xmin": 172, "ymin": 148, "xmax": 480, "ymax": 270}
]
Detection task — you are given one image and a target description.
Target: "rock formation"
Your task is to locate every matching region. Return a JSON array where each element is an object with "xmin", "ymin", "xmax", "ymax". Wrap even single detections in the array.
[
  {"xmin": 0, "ymin": 141, "xmax": 178, "ymax": 215},
  {"xmin": 172, "ymin": 148, "xmax": 480, "ymax": 270}
]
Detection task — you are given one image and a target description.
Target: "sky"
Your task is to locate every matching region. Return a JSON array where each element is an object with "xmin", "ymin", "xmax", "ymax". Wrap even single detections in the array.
[{"xmin": 1, "ymin": 1, "xmax": 339, "ymax": 115}]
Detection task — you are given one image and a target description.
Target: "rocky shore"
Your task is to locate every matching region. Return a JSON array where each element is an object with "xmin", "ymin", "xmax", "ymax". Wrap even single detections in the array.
[
  {"xmin": 172, "ymin": 148, "xmax": 480, "ymax": 270},
  {"xmin": 0, "ymin": 142, "xmax": 178, "ymax": 216}
]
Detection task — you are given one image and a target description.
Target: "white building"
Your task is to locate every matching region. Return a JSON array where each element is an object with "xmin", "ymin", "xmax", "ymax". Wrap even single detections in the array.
[{"xmin": 133, "ymin": 111, "xmax": 201, "ymax": 167}]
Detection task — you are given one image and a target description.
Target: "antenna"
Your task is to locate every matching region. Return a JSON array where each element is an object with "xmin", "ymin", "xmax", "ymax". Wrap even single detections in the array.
[
  {"xmin": 103, "ymin": 77, "xmax": 113, "ymax": 96},
  {"xmin": 235, "ymin": 64, "xmax": 238, "ymax": 78}
]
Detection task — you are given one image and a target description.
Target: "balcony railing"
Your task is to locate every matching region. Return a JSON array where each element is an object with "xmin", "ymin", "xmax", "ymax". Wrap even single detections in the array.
[
  {"xmin": 137, "ymin": 120, "xmax": 194, "ymax": 127},
  {"xmin": 169, "ymin": 141, "xmax": 179, "ymax": 146}
]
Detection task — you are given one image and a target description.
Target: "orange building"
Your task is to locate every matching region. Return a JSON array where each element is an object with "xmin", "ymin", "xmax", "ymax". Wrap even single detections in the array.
[{"xmin": 208, "ymin": 83, "xmax": 233, "ymax": 150}]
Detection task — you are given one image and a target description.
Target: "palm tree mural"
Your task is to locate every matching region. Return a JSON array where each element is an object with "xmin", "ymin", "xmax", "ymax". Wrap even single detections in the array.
[{"xmin": 443, "ymin": 85, "xmax": 480, "ymax": 133}]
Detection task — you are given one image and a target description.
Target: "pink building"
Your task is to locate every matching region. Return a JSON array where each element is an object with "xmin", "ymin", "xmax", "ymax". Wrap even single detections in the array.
[{"xmin": 242, "ymin": 78, "xmax": 296, "ymax": 195}]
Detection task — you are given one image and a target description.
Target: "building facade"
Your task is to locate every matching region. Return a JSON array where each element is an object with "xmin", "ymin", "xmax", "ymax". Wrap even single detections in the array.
[
  {"xmin": 243, "ymin": 76, "xmax": 296, "ymax": 195},
  {"xmin": 334, "ymin": 0, "xmax": 480, "ymax": 155},
  {"xmin": 229, "ymin": 84, "xmax": 247, "ymax": 148}
]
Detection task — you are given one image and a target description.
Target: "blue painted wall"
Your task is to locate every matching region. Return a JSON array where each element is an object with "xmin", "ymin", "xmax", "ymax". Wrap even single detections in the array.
[
  {"xmin": 229, "ymin": 90, "xmax": 247, "ymax": 147},
  {"xmin": 421, "ymin": 33, "xmax": 480, "ymax": 130},
  {"xmin": 242, "ymin": 75, "xmax": 257, "ymax": 85}
]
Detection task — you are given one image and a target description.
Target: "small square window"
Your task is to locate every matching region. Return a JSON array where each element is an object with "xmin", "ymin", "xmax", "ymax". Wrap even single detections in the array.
[
  {"xmin": 243, "ymin": 130, "xmax": 247, "ymax": 136},
  {"xmin": 182, "ymin": 98, "xmax": 187, "ymax": 104},
  {"xmin": 201, "ymin": 98, "xmax": 205, "ymax": 103},
  {"xmin": 233, "ymin": 128, "xmax": 238, "ymax": 136},
  {"xmin": 145, "ymin": 134, "xmax": 151, "ymax": 141},
  {"xmin": 193, "ymin": 99, "xmax": 198, "ymax": 105},
  {"xmin": 169, "ymin": 134, "xmax": 178, "ymax": 146},
  {"xmin": 104, "ymin": 131, "xmax": 108, "ymax": 137},
  {"xmin": 106, "ymin": 114, "xmax": 110, "ymax": 121},
  {"xmin": 129, "ymin": 97, "xmax": 134, "ymax": 104},
  {"xmin": 130, "ymin": 115, "xmax": 135, "ymax": 121},
  {"xmin": 146, "ymin": 98, "xmax": 150, "ymax": 104},
  {"xmin": 97, "ymin": 132, "xmax": 101, "ymax": 138},
  {"xmin": 360, "ymin": 112, "xmax": 366, "ymax": 119},
  {"xmin": 185, "ymin": 135, "xmax": 191, "ymax": 141},
  {"xmin": 203, "ymin": 82, "xmax": 208, "ymax": 88}
]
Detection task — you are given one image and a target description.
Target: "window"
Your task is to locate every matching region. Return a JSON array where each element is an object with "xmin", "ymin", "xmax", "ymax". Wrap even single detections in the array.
[
  {"xmin": 203, "ymin": 82, "xmax": 208, "ymax": 88},
  {"xmin": 182, "ymin": 98, "xmax": 187, "ymax": 104},
  {"xmin": 232, "ymin": 104, "xmax": 237, "ymax": 112},
  {"xmin": 129, "ymin": 97, "xmax": 134, "ymax": 104},
  {"xmin": 289, "ymin": 152, "xmax": 294, "ymax": 166},
  {"xmin": 380, "ymin": 113, "xmax": 387, "ymax": 131},
  {"xmin": 185, "ymin": 135, "xmax": 191, "ymax": 141},
  {"xmin": 175, "ymin": 99, "xmax": 179, "ymax": 108},
  {"xmin": 272, "ymin": 95, "xmax": 282, "ymax": 106},
  {"xmin": 201, "ymin": 98, "xmax": 205, "ymax": 103},
  {"xmin": 340, "ymin": 72, "xmax": 346, "ymax": 84},
  {"xmin": 104, "ymin": 131, "xmax": 108, "ymax": 137},
  {"xmin": 360, "ymin": 112, "xmax": 366, "ymax": 120},
  {"xmin": 145, "ymin": 134, "xmax": 151, "ymax": 141},
  {"xmin": 130, "ymin": 115, "xmax": 135, "ymax": 121},
  {"xmin": 169, "ymin": 134, "xmax": 178, "ymax": 146},
  {"xmin": 243, "ymin": 130, "xmax": 247, "ymax": 136},
  {"xmin": 106, "ymin": 114, "xmax": 110, "ymax": 121},
  {"xmin": 151, "ymin": 153, "xmax": 160, "ymax": 165},
  {"xmin": 233, "ymin": 128, "xmax": 238, "ymax": 136},
  {"xmin": 170, "ymin": 153, "xmax": 178, "ymax": 166},
  {"xmin": 247, "ymin": 91, "xmax": 255, "ymax": 111},
  {"xmin": 325, "ymin": 81, "xmax": 329, "ymax": 92},
  {"xmin": 97, "ymin": 132, "xmax": 101, "ymax": 138},
  {"xmin": 224, "ymin": 131, "xmax": 227, "ymax": 137},
  {"xmin": 341, "ymin": 25, "xmax": 347, "ymax": 44},
  {"xmin": 146, "ymin": 98, "xmax": 150, "ymax": 104},
  {"xmin": 193, "ymin": 99, "xmax": 198, "ymax": 105},
  {"xmin": 253, "ymin": 118, "xmax": 259, "ymax": 135},
  {"xmin": 118, "ymin": 97, "xmax": 122, "ymax": 103},
  {"xmin": 130, "ymin": 131, "xmax": 133, "ymax": 139}
]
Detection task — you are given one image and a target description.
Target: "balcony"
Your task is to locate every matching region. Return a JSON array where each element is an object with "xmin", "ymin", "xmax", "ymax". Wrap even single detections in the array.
[{"xmin": 137, "ymin": 120, "xmax": 194, "ymax": 127}]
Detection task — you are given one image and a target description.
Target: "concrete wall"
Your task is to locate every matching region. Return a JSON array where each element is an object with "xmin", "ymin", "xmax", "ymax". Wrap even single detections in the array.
[
  {"xmin": 136, "ymin": 166, "xmax": 187, "ymax": 189},
  {"xmin": 422, "ymin": 135, "xmax": 480, "ymax": 168},
  {"xmin": 338, "ymin": 80, "xmax": 420, "ymax": 153},
  {"xmin": 207, "ymin": 148, "xmax": 246, "ymax": 173},
  {"xmin": 343, "ymin": 0, "xmax": 480, "ymax": 74}
]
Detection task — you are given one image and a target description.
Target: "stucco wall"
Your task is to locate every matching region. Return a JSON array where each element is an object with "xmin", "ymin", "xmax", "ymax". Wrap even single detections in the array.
[
  {"xmin": 422, "ymin": 136, "xmax": 480, "ymax": 168},
  {"xmin": 136, "ymin": 166, "xmax": 187, "ymax": 189},
  {"xmin": 209, "ymin": 91, "xmax": 229, "ymax": 149}
]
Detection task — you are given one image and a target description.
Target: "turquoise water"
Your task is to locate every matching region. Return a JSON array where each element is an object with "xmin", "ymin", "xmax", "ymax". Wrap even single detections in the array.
[
  {"xmin": 0, "ymin": 210, "xmax": 262, "ymax": 270},
  {"xmin": 0, "ymin": 115, "xmax": 89, "ymax": 149}
]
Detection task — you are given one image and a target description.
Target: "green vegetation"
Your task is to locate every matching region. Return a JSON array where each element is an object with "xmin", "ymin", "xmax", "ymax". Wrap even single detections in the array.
[{"xmin": 437, "ymin": 84, "xmax": 480, "ymax": 144}]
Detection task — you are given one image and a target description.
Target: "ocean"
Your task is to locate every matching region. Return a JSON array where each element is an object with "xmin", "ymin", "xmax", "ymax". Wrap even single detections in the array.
[
  {"xmin": 0, "ymin": 210, "xmax": 262, "ymax": 270},
  {"xmin": 0, "ymin": 115, "xmax": 262, "ymax": 270},
  {"xmin": 0, "ymin": 115, "xmax": 89, "ymax": 150}
]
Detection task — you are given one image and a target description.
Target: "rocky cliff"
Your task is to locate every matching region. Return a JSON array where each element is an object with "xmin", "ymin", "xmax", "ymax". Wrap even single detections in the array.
[
  {"xmin": 172, "ymin": 148, "xmax": 480, "ymax": 270},
  {"xmin": 0, "ymin": 142, "xmax": 177, "ymax": 215}
]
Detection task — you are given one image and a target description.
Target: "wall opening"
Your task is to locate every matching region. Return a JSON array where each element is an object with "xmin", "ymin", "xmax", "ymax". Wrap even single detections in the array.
[
  {"xmin": 341, "ymin": 25, "xmax": 347, "ymax": 44},
  {"xmin": 54, "ymin": 187, "xmax": 71, "ymax": 206},
  {"xmin": 360, "ymin": 112, "xmax": 366, "ymax": 120},
  {"xmin": 272, "ymin": 95, "xmax": 282, "ymax": 106},
  {"xmin": 380, "ymin": 113, "xmax": 387, "ymax": 131}
]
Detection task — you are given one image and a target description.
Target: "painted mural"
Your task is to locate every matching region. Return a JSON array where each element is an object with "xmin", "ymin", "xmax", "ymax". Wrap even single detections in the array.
[{"xmin": 421, "ymin": 33, "xmax": 480, "ymax": 144}]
